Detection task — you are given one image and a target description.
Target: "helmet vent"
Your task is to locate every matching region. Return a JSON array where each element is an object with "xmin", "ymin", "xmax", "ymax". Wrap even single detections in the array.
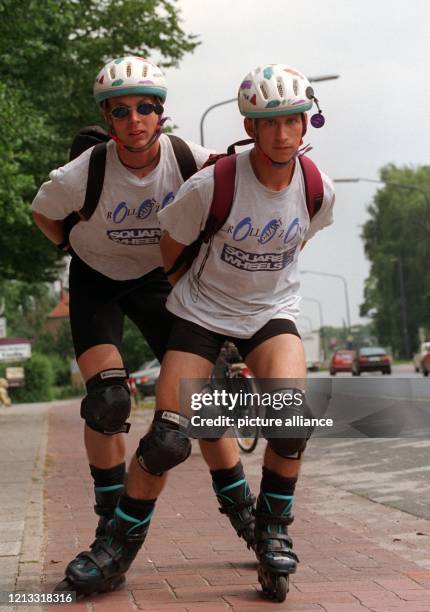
[
  {"xmin": 293, "ymin": 79, "xmax": 299, "ymax": 95},
  {"xmin": 126, "ymin": 63, "xmax": 132, "ymax": 78},
  {"xmin": 109, "ymin": 66, "xmax": 116, "ymax": 80},
  {"xmin": 276, "ymin": 78, "xmax": 284, "ymax": 98},
  {"xmin": 142, "ymin": 64, "xmax": 148, "ymax": 78},
  {"xmin": 260, "ymin": 83, "xmax": 269, "ymax": 100}
]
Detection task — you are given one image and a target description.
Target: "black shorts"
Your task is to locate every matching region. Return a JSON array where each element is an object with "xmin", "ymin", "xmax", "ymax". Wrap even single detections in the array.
[
  {"xmin": 167, "ymin": 316, "xmax": 300, "ymax": 364},
  {"xmin": 69, "ymin": 254, "xmax": 173, "ymax": 361}
]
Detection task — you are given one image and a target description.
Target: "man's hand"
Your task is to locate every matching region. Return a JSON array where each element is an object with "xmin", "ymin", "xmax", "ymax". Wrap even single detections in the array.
[{"xmin": 160, "ymin": 231, "xmax": 188, "ymax": 286}]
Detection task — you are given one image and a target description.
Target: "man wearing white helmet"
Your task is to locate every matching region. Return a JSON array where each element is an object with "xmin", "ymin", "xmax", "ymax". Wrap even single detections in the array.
[
  {"xmin": 32, "ymin": 56, "xmax": 254, "ymax": 594},
  {"xmin": 154, "ymin": 63, "xmax": 335, "ymax": 601}
]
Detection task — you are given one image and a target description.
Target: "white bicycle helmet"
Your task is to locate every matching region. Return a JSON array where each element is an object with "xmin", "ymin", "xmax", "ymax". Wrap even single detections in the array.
[
  {"xmin": 94, "ymin": 56, "xmax": 167, "ymax": 105},
  {"xmin": 238, "ymin": 64, "xmax": 314, "ymax": 118}
]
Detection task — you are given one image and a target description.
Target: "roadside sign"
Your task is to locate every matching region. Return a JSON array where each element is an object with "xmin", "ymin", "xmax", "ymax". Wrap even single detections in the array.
[
  {"xmin": 0, "ymin": 341, "xmax": 32, "ymax": 362},
  {"xmin": 5, "ymin": 366, "xmax": 25, "ymax": 387}
]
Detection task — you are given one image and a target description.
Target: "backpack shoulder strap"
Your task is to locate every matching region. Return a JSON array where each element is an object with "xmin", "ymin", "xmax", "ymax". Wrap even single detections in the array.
[
  {"xmin": 202, "ymin": 154, "xmax": 237, "ymax": 241},
  {"xmin": 164, "ymin": 154, "xmax": 237, "ymax": 276},
  {"xmin": 79, "ymin": 142, "xmax": 108, "ymax": 220},
  {"xmin": 299, "ymin": 155, "xmax": 324, "ymax": 219},
  {"xmin": 167, "ymin": 134, "xmax": 198, "ymax": 182}
]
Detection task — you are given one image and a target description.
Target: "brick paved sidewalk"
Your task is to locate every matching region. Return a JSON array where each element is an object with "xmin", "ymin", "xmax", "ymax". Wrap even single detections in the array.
[{"xmin": 42, "ymin": 401, "xmax": 430, "ymax": 611}]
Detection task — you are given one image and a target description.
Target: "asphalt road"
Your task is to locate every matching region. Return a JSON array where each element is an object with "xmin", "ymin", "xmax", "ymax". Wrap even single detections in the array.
[{"xmin": 241, "ymin": 365, "xmax": 430, "ymax": 521}]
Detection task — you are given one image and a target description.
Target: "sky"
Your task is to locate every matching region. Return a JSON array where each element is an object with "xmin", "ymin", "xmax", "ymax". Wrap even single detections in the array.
[{"xmin": 161, "ymin": 0, "xmax": 430, "ymax": 330}]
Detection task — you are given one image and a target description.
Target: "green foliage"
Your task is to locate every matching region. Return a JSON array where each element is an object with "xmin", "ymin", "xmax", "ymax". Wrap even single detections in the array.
[
  {"xmin": 0, "ymin": 0, "xmax": 198, "ymax": 282},
  {"xmin": 9, "ymin": 353, "xmax": 54, "ymax": 402},
  {"xmin": 34, "ymin": 321, "xmax": 74, "ymax": 386},
  {"xmin": 0, "ymin": 280, "xmax": 55, "ymax": 337},
  {"xmin": 121, "ymin": 318, "xmax": 155, "ymax": 372},
  {"xmin": 0, "ymin": 0, "xmax": 198, "ymax": 148},
  {"xmin": 361, "ymin": 164, "xmax": 430, "ymax": 356},
  {"xmin": 0, "ymin": 85, "xmax": 62, "ymax": 281}
]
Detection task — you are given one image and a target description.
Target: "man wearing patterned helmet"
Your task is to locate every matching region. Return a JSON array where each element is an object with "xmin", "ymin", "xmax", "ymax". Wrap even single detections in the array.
[
  {"xmin": 154, "ymin": 63, "xmax": 335, "ymax": 601},
  {"xmin": 93, "ymin": 56, "xmax": 168, "ymax": 157},
  {"xmin": 32, "ymin": 56, "xmax": 253, "ymax": 595},
  {"xmin": 238, "ymin": 64, "xmax": 323, "ymax": 170}
]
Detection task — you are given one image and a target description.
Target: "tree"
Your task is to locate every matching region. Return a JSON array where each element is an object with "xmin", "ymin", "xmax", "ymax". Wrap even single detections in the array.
[
  {"xmin": 121, "ymin": 318, "xmax": 155, "ymax": 372},
  {"xmin": 0, "ymin": 84, "xmax": 63, "ymax": 282},
  {"xmin": 0, "ymin": 279, "xmax": 55, "ymax": 338},
  {"xmin": 360, "ymin": 164, "xmax": 430, "ymax": 357},
  {"xmin": 0, "ymin": 0, "xmax": 198, "ymax": 282}
]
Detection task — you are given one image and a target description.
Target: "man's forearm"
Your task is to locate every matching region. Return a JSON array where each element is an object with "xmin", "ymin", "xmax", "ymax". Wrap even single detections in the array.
[
  {"xmin": 160, "ymin": 231, "xmax": 188, "ymax": 286},
  {"xmin": 32, "ymin": 211, "xmax": 65, "ymax": 246}
]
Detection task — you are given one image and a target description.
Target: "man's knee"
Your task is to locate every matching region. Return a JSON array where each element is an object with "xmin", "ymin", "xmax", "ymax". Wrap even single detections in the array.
[
  {"xmin": 81, "ymin": 369, "xmax": 131, "ymax": 435},
  {"xmin": 264, "ymin": 388, "xmax": 314, "ymax": 460},
  {"xmin": 136, "ymin": 410, "xmax": 191, "ymax": 476}
]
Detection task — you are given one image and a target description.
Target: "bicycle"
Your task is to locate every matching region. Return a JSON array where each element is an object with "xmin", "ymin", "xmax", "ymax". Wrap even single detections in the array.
[{"xmin": 226, "ymin": 362, "xmax": 260, "ymax": 453}]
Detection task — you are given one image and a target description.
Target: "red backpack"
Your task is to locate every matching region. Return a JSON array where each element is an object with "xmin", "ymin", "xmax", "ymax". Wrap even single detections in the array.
[{"xmin": 166, "ymin": 139, "xmax": 324, "ymax": 275}]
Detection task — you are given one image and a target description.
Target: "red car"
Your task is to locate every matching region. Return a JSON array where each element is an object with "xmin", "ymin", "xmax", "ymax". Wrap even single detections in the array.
[
  {"xmin": 422, "ymin": 352, "xmax": 430, "ymax": 377},
  {"xmin": 330, "ymin": 350, "xmax": 355, "ymax": 375}
]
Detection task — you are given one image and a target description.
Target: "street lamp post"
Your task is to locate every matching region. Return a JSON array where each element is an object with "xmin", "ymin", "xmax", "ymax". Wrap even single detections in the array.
[
  {"xmin": 395, "ymin": 256, "xmax": 411, "ymax": 359},
  {"xmin": 334, "ymin": 178, "xmax": 430, "ymax": 226},
  {"xmin": 302, "ymin": 296, "xmax": 326, "ymax": 359},
  {"xmin": 300, "ymin": 270, "xmax": 351, "ymax": 330},
  {"xmin": 200, "ymin": 98, "xmax": 236, "ymax": 147},
  {"xmin": 199, "ymin": 74, "xmax": 340, "ymax": 147}
]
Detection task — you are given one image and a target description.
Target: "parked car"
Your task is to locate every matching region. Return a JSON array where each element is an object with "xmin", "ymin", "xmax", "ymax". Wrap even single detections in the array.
[
  {"xmin": 352, "ymin": 347, "xmax": 391, "ymax": 376},
  {"xmin": 413, "ymin": 342, "xmax": 430, "ymax": 372},
  {"xmin": 129, "ymin": 358, "xmax": 160, "ymax": 396},
  {"xmin": 329, "ymin": 349, "xmax": 355, "ymax": 375},
  {"xmin": 422, "ymin": 351, "xmax": 430, "ymax": 377}
]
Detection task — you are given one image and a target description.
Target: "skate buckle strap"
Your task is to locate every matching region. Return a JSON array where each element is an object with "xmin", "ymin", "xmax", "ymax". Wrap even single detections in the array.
[
  {"xmin": 218, "ymin": 493, "xmax": 256, "ymax": 515},
  {"xmin": 257, "ymin": 534, "xmax": 299, "ymax": 562},
  {"xmin": 255, "ymin": 510, "xmax": 294, "ymax": 526},
  {"xmin": 75, "ymin": 543, "xmax": 118, "ymax": 579},
  {"xmin": 264, "ymin": 547, "xmax": 300, "ymax": 564},
  {"xmin": 258, "ymin": 531, "xmax": 293, "ymax": 545}
]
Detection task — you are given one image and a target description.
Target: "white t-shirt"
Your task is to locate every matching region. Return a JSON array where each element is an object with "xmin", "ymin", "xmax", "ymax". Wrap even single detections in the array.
[
  {"xmin": 158, "ymin": 151, "xmax": 335, "ymax": 338},
  {"xmin": 32, "ymin": 135, "xmax": 211, "ymax": 280}
]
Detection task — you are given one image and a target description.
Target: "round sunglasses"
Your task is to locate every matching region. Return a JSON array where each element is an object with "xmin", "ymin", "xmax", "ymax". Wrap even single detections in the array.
[{"xmin": 110, "ymin": 102, "xmax": 163, "ymax": 120}]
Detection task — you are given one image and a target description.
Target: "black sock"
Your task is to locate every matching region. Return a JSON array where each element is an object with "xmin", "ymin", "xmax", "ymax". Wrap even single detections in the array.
[
  {"xmin": 117, "ymin": 493, "xmax": 156, "ymax": 521},
  {"xmin": 260, "ymin": 466, "xmax": 298, "ymax": 497},
  {"xmin": 210, "ymin": 461, "xmax": 245, "ymax": 492},
  {"xmin": 89, "ymin": 463, "xmax": 126, "ymax": 490}
]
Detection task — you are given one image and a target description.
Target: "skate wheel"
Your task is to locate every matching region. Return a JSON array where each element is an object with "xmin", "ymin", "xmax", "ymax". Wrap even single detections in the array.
[
  {"xmin": 275, "ymin": 575, "xmax": 289, "ymax": 602},
  {"xmin": 54, "ymin": 578, "xmax": 74, "ymax": 593},
  {"xmin": 107, "ymin": 574, "xmax": 126, "ymax": 592},
  {"xmin": 54, "ymin": 574, "xmax": 125, "ymax": 598}
]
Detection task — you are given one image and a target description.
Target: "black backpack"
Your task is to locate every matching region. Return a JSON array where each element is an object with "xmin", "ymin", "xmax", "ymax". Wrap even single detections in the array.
[{"xmin": 63, "ymin": 126, "xmax": 198, "ymax": 246}]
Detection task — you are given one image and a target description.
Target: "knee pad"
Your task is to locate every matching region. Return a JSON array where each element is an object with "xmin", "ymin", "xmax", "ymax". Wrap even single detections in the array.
[
  {"xmin": 81, "ymin": 369, "xmax": 131, "ymax": 435},
  {"xmin": 137, "ymin": 410, "xmax": 191, "ymax": 476},
  {"xmin": 268, "ymin": 436, "xmax": 309, "ymax": 460},
  {"xmin": 263, "ymin": 388, "xmax": 314, "ymax": 460}
]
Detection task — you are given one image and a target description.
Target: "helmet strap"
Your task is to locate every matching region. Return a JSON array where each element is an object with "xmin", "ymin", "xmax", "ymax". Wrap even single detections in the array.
[{"xmin": 109, "ymin": 115, "xmax": 169, "ymax": 154}]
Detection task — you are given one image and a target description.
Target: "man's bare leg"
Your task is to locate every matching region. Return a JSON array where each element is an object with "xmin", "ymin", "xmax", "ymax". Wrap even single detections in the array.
[{"xmin": 245, "ymin": 333, "xmax": 308, "ymax": 590}]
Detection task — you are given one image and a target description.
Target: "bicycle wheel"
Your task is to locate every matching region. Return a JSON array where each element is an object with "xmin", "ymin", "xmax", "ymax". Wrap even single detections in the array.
[{"xmin": 229, "ymin": 373, "xmax": 260, "ymax": 453}]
